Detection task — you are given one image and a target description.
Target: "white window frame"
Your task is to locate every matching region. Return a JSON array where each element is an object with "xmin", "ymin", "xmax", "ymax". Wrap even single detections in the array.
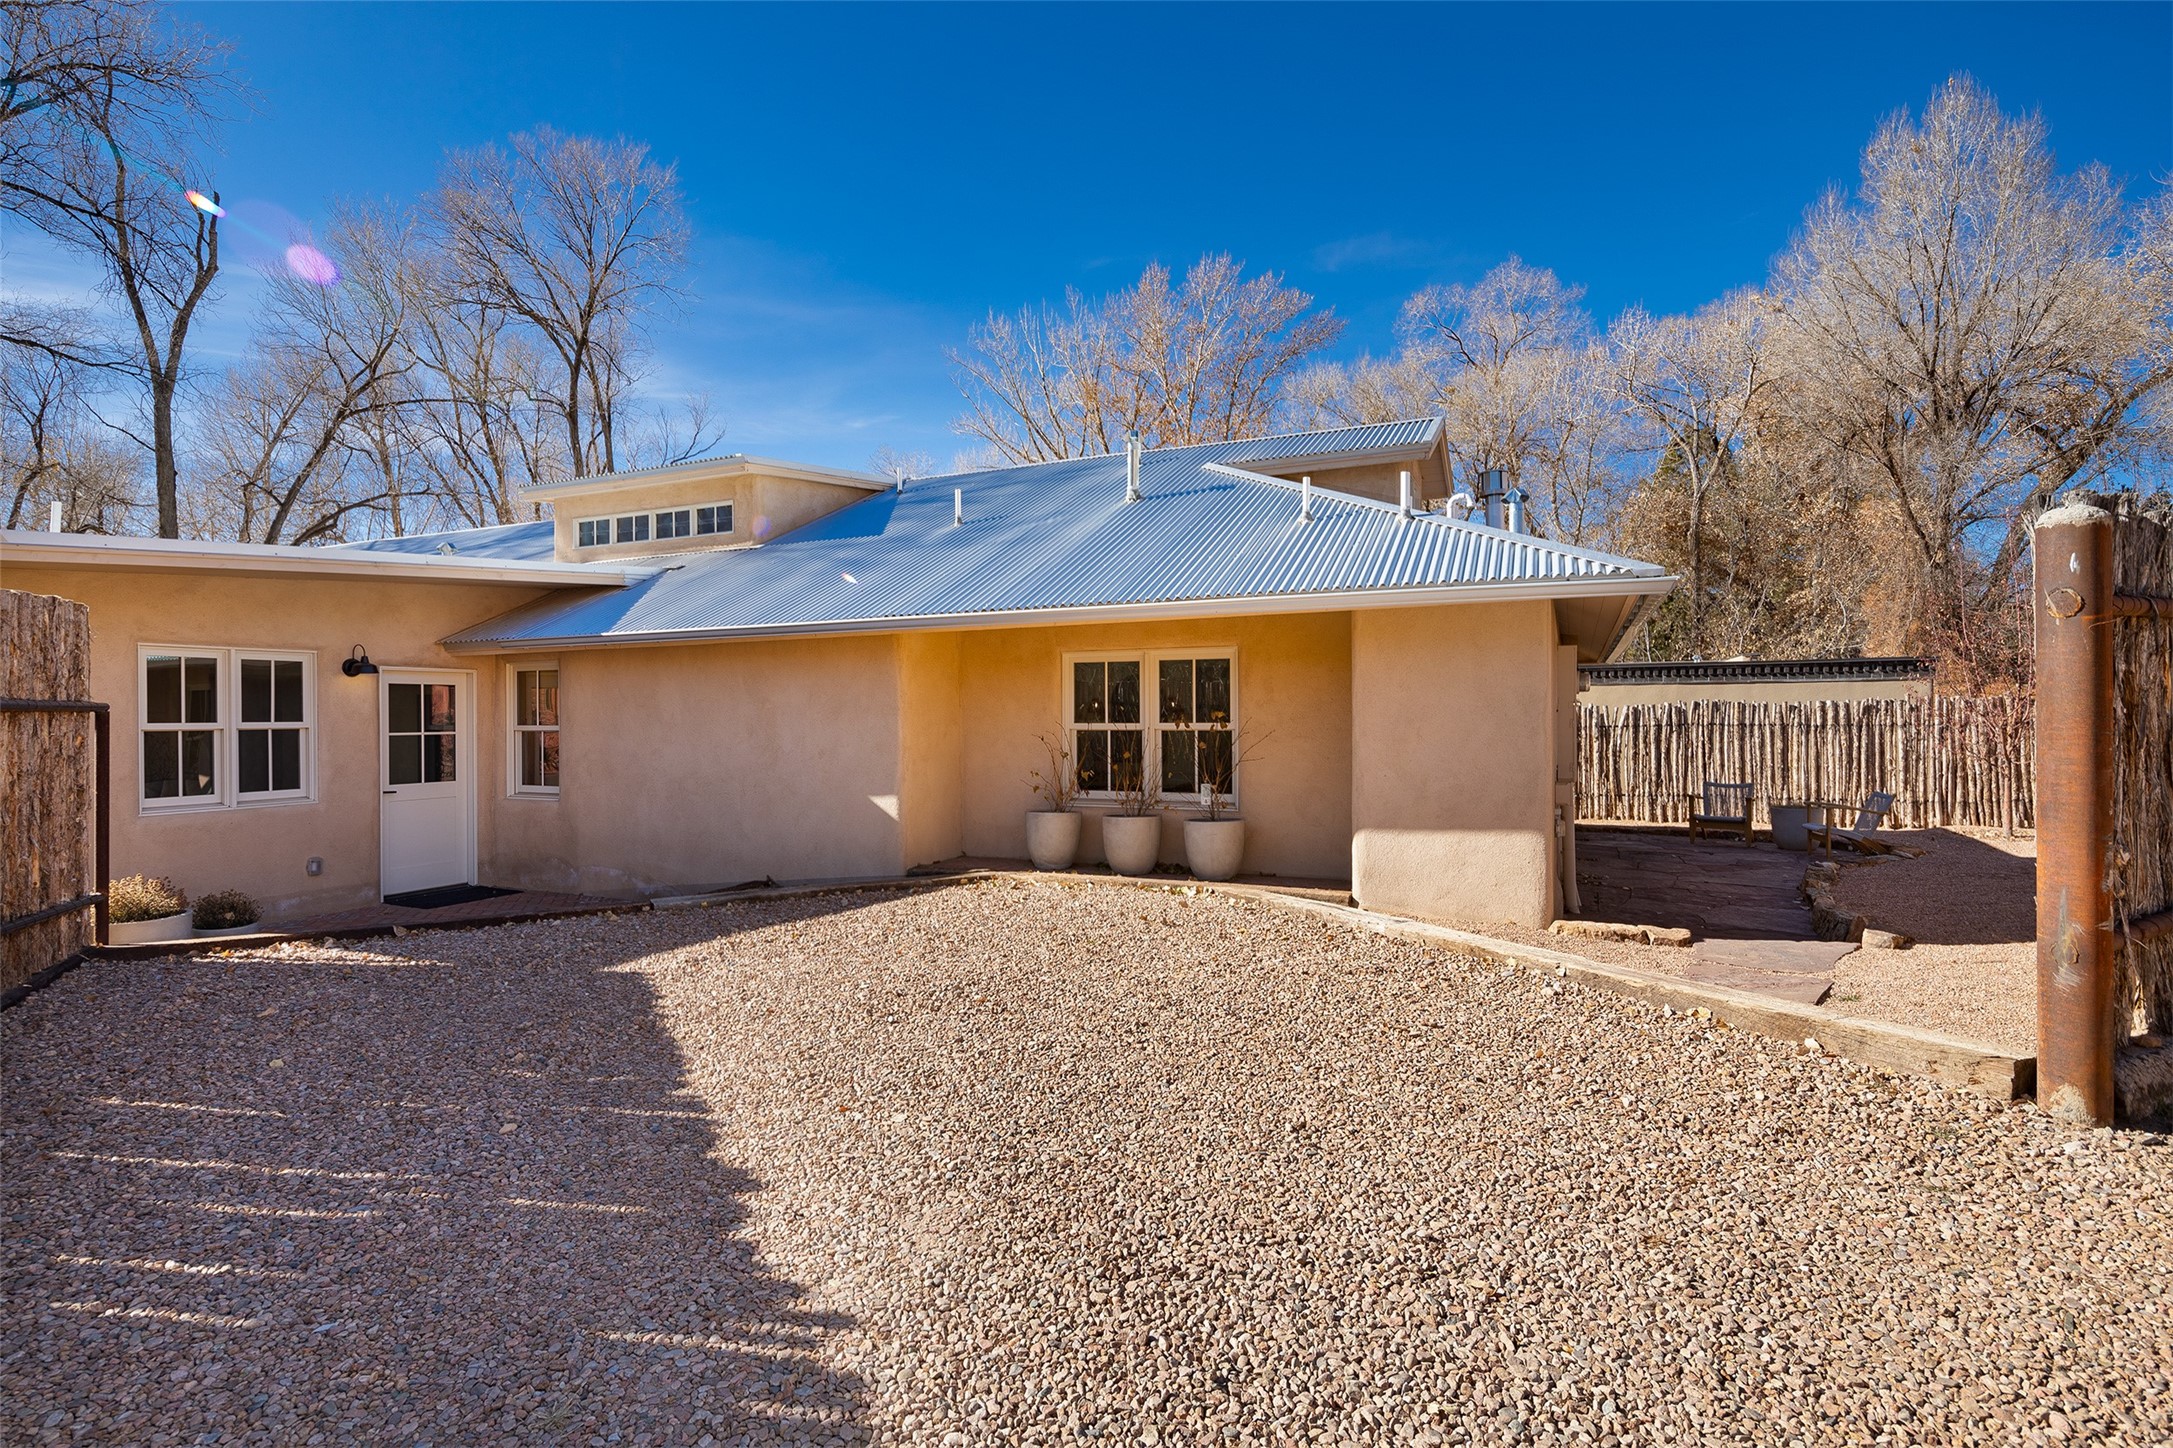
[
  {"xmin": 576, "ymin": 503, "xmax": 734, "ymax": 549},
  {"xmin": 136, "ymin": 645, "xmax": 317, "ymax": 814},
  {"xmin": 1061, "ymin": 648, "xmax": 1239, "ymax": 807},
  {"xmin": 505, "ymin": 659, "xmax": 562, "ymax": 798}
]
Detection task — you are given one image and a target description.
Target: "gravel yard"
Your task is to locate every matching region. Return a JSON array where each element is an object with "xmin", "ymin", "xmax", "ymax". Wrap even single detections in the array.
[
  {"xmin": 1824, "ymin": 829, "xmax": 2038, "ymax": 1055},
  {"xmin": 6, "ymin": 878, "xmax": 2170, "ymax": 1446}
]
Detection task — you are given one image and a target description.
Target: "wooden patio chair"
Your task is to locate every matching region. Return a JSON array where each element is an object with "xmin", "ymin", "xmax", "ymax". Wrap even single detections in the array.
[
  {"xmin": 1806, "ymin": 791, "xmax": 1897, "ymax": 860},
  {"xmin": 1685, "ymin": 781, "xmax": 1755, "ymax": 844}
]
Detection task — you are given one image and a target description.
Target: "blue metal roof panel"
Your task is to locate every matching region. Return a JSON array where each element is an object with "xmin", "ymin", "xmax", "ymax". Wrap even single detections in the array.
[
  {"xmin": 443, "ymin": 437, "xmax": 1666, "ymax": 648},
  {"xmin": 325, "ymin": 520, "xmax": 558, "ymax": 562}
]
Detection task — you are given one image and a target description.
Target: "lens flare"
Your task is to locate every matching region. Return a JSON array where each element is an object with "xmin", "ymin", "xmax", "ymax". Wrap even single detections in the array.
[
  {"xmin": 284, "ymin": 243, "xmax": 341, "ymax": 287},
  {"xmin": 184, "ymin": 190, "xmax": 225, "ymax": 218}
]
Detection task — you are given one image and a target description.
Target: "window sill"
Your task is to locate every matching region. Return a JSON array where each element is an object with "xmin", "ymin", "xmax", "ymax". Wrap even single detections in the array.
[{"xmin": 507, "ymin": 788, "xmax": 562, "ymax": 801}]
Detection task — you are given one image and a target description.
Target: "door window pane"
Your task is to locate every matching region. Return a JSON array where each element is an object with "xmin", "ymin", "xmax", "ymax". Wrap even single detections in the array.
[
  {"xmin": 145, "ymin": 656, "xmax": 182, "ymax": 723},
  {"xmin": 143, "ymin": 732, "xmax": 179, "ymax": 798},
  {"xmin": 389, "ymin": 683, "xmax": 421, "ymax": 734},
  {"xmin": 389, "ymin": 734, "xmax": 422, "ymax": 785},
  {"xmin": 426, "ymin": 685, "xmax": 456, "ymax": 731},
  {"xmin": 425, "ymin": 733, "xmax": 456, "ymax": 783}
]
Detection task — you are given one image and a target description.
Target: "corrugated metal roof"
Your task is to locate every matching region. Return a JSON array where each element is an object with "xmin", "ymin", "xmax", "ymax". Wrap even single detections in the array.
[
  {"xmin": 442, "ymin": 423, "xmax": 1667, "ymax": 650},
  {"xmin": 327, "ymin": 520, "xmax": 558, "ymax": 561}
]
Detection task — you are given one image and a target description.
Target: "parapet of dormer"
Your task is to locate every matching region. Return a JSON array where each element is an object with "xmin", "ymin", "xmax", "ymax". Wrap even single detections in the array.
[{"xmin": 525, "ymin": 455, "xmax": 892, "ymax": 563}]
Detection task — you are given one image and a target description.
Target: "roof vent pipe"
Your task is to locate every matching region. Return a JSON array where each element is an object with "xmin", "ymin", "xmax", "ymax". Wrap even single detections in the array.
[
  {"xmin": 1478, "ymin": 467, "xmax": 1506, "ymax": 527},
  {"xmin": 1300, "ymin": 475, "xmax": 1313, "ymax": 522},
  {"xmin": 1398, "ymin": 469, "xmax": 1413, "ymax": 520},
  {"xmin": 953, "ymin": 487, "xmax": 964, "ymax": 527},
  {"xmin": 1125, "ymin": 432, "xmax": 1142, "ymax": 503},
  {"xmin": 1446, "ymin": 490, "xmax": 1477, "ymax": 521},
  {"xmin": 48, "ymin": 500, "xmax": 63, "ymax": 532},
  {"xmin": 1504, "ymin": 487, "xmax": 1528, "ymax": 535}
]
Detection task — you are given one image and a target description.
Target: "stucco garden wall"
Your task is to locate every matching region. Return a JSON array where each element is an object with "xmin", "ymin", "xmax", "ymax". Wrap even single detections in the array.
[
  {"xmin": 1351, "ymin": 599, "xmax": 1562, "ymax": 927},
  {"xmin": 948, "ymin": 612, "xmax": 1355, "ymax": 880},
  {"xmin": 1, "ymin": 563, "xmax": 548, "ymax": 921}
]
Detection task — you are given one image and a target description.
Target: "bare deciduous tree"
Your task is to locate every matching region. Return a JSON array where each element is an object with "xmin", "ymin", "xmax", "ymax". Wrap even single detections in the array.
[
  {"xmin": 435, "ymin": 127, "xmax": 688, "ymax": 477},
  {"xmin": 1772, "ymin": 76, "xmax": 2130, "ymax": 683},
  {"xmin": 1, "ymin": 0, "xmax": 232, "ymax": 536},
  {"xmin": 1610, "ymin": 290, "xmax": 1776, "ymax": 654},
  {"xmin": 3, "ymin": 324, "xmax": 141, "ymax": 529},
  {"xmin": 951, "ymin": 255, "xmax": 1342, "ymax": 463}
]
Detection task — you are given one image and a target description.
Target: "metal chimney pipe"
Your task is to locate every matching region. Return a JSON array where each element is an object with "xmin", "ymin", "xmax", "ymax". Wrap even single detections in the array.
[
  {"xmin": 1299, "ymin": 475, "xmax": 1314, "ymax": 522},
  {"xmin": 1504, "ymin": 487, "xmax": 1528, "ymax": 534},
  {"xmin": 1479, "ymin": 468, "xmax": 1505, "ymax": 528},
  {"xmin": 1398, "ymin": 469, "xmax": 1413, "ymax": 520},
  {"xmin": 1125, "ymin": 432, "xmax": 1142, "ymax": 503},
  {"xmin": 953, "ymin": 487, "xmax": 964, "ymax": 526}
]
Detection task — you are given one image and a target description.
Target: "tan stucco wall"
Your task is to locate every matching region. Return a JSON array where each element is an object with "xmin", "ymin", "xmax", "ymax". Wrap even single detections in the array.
[
  {"xmin": 896, "ymin": 632, "xmax": 963, "ymax": 870},
  {"xmin": 546, "ymin": 471, "xmax": 877, "ymax": 562},
  {"xmin": 490, "ymin": 632, "xmax": 908, "ymax": 896},
  {"xmin": 2, "ymin": 563, "xmax": 550, "ymax": 921},
  {"xmin": 1293, "ymin": 458, "xmax": 1451, "ymax": 509},
  {"xmin": 951, "ymin": 613, "xmax": 1354, "ymax": 880},
  {"xmin": 1351, "ymin": 600, "xmax": 1561, "ymax": 927}
]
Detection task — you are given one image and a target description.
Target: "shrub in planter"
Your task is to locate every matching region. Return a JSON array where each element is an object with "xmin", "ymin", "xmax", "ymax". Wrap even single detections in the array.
[
  {"xmin": 107, "ymin": 875, "xmax": 192, "ymax": 943},
  {"xmin": 1182, "ymin": 722, "xmax": 1265, "ymax": 882},
  {"xmin": 192, "ymin": 890, "xmax": 263, "ymax": 935},
  {"xmin": 1101, "ymin": 764, "xmax": 1164, "ymax": 877},
  {"xmin": 1024, "ymin": 731, "xmax": 1082, "ymax": 870}
]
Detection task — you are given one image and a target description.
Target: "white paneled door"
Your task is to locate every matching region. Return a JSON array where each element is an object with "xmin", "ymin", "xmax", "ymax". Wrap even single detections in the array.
[{"xmin": 379, "ymin": 670, "xmax": 476, "ymax": 897}]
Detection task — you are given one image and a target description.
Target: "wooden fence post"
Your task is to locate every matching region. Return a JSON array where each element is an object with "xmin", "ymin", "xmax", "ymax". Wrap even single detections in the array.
[{"xmin": 2033, "ymin": 502, "xmax": 2119, "ymax": 1126}]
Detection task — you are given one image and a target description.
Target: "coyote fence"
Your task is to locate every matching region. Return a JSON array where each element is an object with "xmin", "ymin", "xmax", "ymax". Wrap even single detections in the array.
[
  {"xmin": 2, "ymin": 590, "xmax": 105, "ymax": 997},
  {"xmin": 1577, "ymin": 696, "xmax": 2035, "ymax": 832}
]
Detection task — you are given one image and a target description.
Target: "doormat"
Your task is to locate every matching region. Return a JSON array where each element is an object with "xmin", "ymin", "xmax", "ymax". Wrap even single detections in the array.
[{"xmin": 382, "ymin": 884, "xmax": 522, "ymax": 911}]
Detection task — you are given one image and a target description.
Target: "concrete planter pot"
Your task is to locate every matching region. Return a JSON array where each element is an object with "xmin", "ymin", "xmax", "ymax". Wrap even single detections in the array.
[
  {"xmin": 109, "ymin": 911, "xmax": 192, "ymax": 944},
  {"xmin": 194, "ymin": 922, "xmax": 263, "ymax": 939},
  {"xmin": 1025, "ymin": 811, "xmax": 1082, "ymax": 871},
  {"xmin": 1101, "ymin": 814, "xmax": 1162, "ymax": 877},
  {"xmin": 1183, "ymin": 818, "xmax": 1246, "ymax": 882}
]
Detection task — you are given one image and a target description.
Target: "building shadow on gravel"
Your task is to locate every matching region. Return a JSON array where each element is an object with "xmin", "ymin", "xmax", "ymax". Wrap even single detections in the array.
[
  {"xmin": 1834, "ymin": 828, "xmax": 2036, "ymax": 946},
  {"xmin": 2, "ymin": 920, "xmax": 871, "ymax": 1445}
]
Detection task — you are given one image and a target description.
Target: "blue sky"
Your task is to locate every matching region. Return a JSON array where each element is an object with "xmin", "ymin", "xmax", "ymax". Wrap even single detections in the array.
[{"xmin": 14, "ymin": 2, "xmax": 2172, "ymax": 470}]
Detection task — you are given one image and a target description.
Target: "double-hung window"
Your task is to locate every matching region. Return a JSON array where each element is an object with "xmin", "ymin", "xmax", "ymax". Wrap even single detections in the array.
[
  {"xmin": 139, "ymin": 647, "xmax": 314, "ymax": 810},
  {"xmin": 508, "ymin": 663, "xmax": 560, "ymax": 795},
  {"xmin": 1065, "ymin": 650, "xmax": 1236, "ymax": 803}
]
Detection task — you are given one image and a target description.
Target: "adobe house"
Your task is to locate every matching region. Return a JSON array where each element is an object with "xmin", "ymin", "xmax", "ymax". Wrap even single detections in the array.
[{"xmin": 1, "ymin": 420, "xmax": 1674, "ymax": 928}]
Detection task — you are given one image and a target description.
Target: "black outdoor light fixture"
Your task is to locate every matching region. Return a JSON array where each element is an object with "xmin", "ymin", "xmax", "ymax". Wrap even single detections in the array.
[{"xmin": 341, "ymin": 645, "xmax": 379, "ymax": 678}]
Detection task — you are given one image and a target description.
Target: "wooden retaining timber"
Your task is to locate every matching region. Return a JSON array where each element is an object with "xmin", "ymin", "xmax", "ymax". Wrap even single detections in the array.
[
  {"xmin": 2, "ymin": 591, "xmax": 104, "ymax": 994},
  {"xmin": 1578, "ymin": 696, "xmax": 2035, "ymax": 832}
]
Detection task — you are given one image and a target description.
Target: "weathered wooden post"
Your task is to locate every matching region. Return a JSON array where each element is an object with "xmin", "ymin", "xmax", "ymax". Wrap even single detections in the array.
[{"xmin": 2033, "ymin": 502, "xmax": 2119, "ymax": 1125}]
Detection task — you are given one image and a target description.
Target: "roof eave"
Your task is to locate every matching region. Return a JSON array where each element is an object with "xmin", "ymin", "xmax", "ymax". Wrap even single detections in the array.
[
  {"xmin": 439, "ymin": 573, "xmax": 1676, "ymax": 655},
  {"xmin": 0, "ymin": 530, "xmax": 648, "ymax": 588}
]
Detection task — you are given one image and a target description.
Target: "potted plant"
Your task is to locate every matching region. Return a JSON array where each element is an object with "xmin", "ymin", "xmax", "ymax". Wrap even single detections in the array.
[
  {"xmin": 1183, "ymin": 724, "xmax": 1265, "ymax": 882},
  {"xmin": 1101, "ymin": 762, "xmax": 1164, "ymax": 876},
  {"xmin": 107, "ymin": 874, "xmax": 191, "ymax": 944},
  {"xmin": 192, "ymin": 889, "xmax": 263, "ymax": 937},
  {"xmin": 1024, "ymin": 731, "xmax": 1082, "ymax": 870}
]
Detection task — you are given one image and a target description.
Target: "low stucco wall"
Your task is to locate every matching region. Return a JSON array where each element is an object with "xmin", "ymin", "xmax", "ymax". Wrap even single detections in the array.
[
  {"xmin": 947, "ymin": 612, "xmax": 1355, "ymax": 880},
  {"xmin": 1351, "ymin": 600, "xmax": 1562, "ymax": 927},
  {"xmin": 2, "ymin": 563, "xmax": 549, "ymax": 921}
]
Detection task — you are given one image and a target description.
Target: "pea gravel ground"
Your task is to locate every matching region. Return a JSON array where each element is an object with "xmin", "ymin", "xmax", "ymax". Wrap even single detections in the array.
[{"xmin": 5, "ymin": 879, "xmax": 2171, "ymax": 1447}]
